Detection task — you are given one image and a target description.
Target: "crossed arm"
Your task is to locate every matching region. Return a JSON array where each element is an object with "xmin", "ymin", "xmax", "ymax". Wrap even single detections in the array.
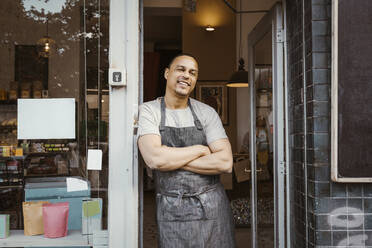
[{"xmin": 137, "ymin": 134, "xmax": 233, "ymax": 175}]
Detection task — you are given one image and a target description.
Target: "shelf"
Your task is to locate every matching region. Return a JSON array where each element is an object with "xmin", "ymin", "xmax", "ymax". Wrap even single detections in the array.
[
  {"xmin": 0, "ymin": 185, "xmax": 23, "ymax": 189},
  {"xmin": 24, "ymin": 174, "xmax": 69, "ymax": 178},
  {"xmin": 0, "ymin": 156, "xmax": 26, "ymax": 160},
  {"xmin": 0, "ymin": 126, "xmax": 17, "ymax": 131},
  {"xmin": 0, "ymin": 100, "xmax": 17, "ymax": 105},
  {"xmin": 25, "ymin": 152, "xmax": 70, "ymax": 157},
  {"xmin": 0, "ymin": 230, "xmax": 91, "ymax": 247}
]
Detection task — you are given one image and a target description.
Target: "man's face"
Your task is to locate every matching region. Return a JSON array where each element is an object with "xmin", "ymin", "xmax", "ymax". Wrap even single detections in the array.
[{"xmin": 164, "ymin": 55, "xmax": 198, "ymax": 97}]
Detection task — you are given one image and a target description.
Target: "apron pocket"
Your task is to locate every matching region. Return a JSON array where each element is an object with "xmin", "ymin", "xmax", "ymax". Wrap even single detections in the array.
[
  {"xmin": 197, "ymin": 187, "xmax": 221, "ymax": 220},
  {"xmin": 157, "ymin": 193, "xmax": 208, "ymax": 222}
]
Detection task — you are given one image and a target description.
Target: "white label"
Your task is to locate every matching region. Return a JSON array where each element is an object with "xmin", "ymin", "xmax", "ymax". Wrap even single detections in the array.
[
  {"xmin": 87, "ymin": 149, "xmax": 103, "ymax": 171},
  {"xmin": 66, "ymin": 177, "xmax": 88, "ymax": 192}
]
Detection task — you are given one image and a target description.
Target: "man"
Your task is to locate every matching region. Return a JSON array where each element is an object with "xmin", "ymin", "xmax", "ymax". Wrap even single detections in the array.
[{"xmin": 138, "ymin": 54, "xmax": 235, "ymax": 247}]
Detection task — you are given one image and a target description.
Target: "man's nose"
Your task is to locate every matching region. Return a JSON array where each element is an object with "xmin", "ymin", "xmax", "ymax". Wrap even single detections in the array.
[{"xmin": 181, "ymin": 71, "xmax": 190, "ymax": 78}]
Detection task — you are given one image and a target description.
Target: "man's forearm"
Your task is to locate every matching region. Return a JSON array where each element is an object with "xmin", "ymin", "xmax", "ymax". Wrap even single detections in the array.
[
  {"xmin": 138, "ymin": 134, "xmax": 211, "ymax": 172},
  {"xmin": 184, "ymin": 151, "xmax": 232, "ymax": 174},
  {"xmin": 147, "ymin": 144, "xmax": 209, "ymax": 171}
]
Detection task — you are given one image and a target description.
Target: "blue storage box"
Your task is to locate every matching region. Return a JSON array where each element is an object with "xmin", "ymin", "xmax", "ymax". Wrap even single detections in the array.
[{"xmin": 24, "ymin": 177, "xmax": 90, "ymax": 231}]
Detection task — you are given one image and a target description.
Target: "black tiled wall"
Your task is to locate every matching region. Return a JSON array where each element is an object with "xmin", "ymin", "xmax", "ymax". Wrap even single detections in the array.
[
  {"xmin": 287, "ymin": 0, "xmax": 372, "ymax": 247},
  {"xmin": 287, "ymin": 0, "xmax": 307, "ymax": 246}
]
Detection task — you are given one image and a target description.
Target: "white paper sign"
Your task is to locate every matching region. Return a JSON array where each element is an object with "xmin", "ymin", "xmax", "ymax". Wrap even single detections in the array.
[
  {"xmin": 87, "ymin": 149, "xmax": 102, "ymax": 170},
  {"xmin": 66, "ymin": 177, "xmax": 88, "ymax": 192},
  {"xmin": 18, "ymin": 98, "xmax": 75, "ymax": 139}
]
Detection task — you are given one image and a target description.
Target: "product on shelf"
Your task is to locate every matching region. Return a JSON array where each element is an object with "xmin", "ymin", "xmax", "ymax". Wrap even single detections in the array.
[
  {"xmin": 0, "ymin": 146, "xmax": 24, "ymax": 157},
  {"xmin": 1, "ymin": 146, "xmax": 11, "ymax": 157},
  {"xmin": 0, "ymin": 89, "xmax": 7, "ymax": 101},
  {"xmin": 8, "ymin": 82, "xmax": 18, "ymax": 100},
  {"xmin": 42, "ymin": 202, "xmax": 69, "ymax": 238},
  {"xmin": 82, "ymin": 198, "xmax": 102, "ymax": 235},
  {"xmin": 32, "ymin": 81, "xmax": 43, "ymax": 98},
  {"xmin": 1, "ymin": 118, "xmax": 17, "ymax": 126},
  {"xmin": 25, "ymin": 177, "xmax": 90, "ymax": 230},
  {"xmin": 0, "ymin": 214, "xmax": 10, "ymax": 239},
  {"xmin": 23, "ymin": 201, "xmax": 50, "ymax": 236},
  {"xmin": 20, "ymin": 82, "xmax": 31, "ymax": 99}
]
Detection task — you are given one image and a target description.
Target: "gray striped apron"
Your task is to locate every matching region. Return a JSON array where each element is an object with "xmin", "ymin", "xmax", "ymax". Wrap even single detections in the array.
[{"xmin": 154, "ymin": 97, "xmax": 235, "ymax": 248}]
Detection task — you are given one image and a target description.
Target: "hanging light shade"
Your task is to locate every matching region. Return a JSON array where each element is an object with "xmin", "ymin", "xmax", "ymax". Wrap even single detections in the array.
[
  {"xmin": 37, "ymin": 17, "xmax": 55, "ymax": 58},
  {"xmin": 37, "ymin": 36, "xmax": 55, "ymax": 58},
  {"xmin": 227, "ymin": 58, "xmax": 249, "ymax": 87},
  {"xmin": 227, "ymin": 0, "xmax": 248, "ymax": 88}
]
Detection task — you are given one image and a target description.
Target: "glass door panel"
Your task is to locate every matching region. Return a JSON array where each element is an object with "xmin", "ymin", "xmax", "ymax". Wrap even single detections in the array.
[{"xmin": 248, "ymin": 3, "xmax": 285, "ymax": 248}]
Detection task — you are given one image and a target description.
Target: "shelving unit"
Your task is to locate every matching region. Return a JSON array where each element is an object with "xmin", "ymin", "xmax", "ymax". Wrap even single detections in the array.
[{"xmin": 0, "ymin": 230, "xmax": 91, "ymax": 247}]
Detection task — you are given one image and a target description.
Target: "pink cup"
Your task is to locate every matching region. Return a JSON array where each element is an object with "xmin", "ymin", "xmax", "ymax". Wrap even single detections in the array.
[{"xmin": 42, "ymin": 202, "xmax": 69, "ymax": 238}]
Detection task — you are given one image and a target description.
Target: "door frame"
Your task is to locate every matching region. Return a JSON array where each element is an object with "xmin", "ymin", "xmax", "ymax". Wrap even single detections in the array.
[
  {"xmin": 108, "ymin": 0, "xmax": 140, "ymax": 247},
  {"xmin": 247, "ymin": 3, "xmax": 288, "ymax": 247}
]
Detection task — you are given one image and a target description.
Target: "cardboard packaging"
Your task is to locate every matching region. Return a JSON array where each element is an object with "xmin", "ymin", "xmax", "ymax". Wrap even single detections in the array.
[
  {"xmin": 233, "ymin": 159, "xmax": 251, "ymax": 183},
  {"xmin": 220, "ymin": 173, "xmax": 233, "ymax": 190},
  {"xmin": 0, "ymin": 214, "xmax": 10, "ymax": 239},
  {"xmin": 23, "ymin": 201, "xmax": 49, "ymax": 236},
  {"xmin": 82, "ymin": 198, "xmax": 102, "ymax": 235}
]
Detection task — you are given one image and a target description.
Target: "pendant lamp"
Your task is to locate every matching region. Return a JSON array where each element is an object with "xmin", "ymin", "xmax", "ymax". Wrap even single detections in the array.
[
  {"xmin": 37, "ymin": 17, "xmax": 55, "ymax": 58},
  {"xmin": 226, "ymin": 58, "xmax": 249, "ymax": 87},
  {"xmin": 227, "ymin": 0, "xmax": 248, "ymax": 88}
]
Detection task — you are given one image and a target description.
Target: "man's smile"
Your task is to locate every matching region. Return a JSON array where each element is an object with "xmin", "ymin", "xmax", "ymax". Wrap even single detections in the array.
[{"xmin": 177, "ymin": 80, "xmax": 191, "ymax": 87}]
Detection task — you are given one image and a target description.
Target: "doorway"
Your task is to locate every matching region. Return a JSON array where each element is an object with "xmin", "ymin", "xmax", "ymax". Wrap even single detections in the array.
[{"xmin": 139, "ymin": 2, "xmax": 288, "ymax": 248}]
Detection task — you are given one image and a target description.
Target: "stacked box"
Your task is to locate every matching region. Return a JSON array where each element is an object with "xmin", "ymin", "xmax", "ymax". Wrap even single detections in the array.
[
  {"xmin": 24, "ymin": 177, "xmax": 90, "ymax": 230},
  {"xmin": 0, "ymin": 214, "xmax": 10, "ymax": 239},
  {"xmin": 82, "ymin": 198, "xmax": 102, "ymax": 235}
]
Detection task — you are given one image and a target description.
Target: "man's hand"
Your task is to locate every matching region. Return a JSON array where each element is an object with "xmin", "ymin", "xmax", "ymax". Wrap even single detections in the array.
[{"xmin": 138, "ymin": 134, "xmax": 210, "ymax": 171}]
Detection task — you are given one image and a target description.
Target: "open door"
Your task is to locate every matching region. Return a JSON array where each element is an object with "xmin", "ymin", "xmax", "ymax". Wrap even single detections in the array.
[{"xmin": 248, "ymin": 3, "xmax": 287, "ymax": 248}]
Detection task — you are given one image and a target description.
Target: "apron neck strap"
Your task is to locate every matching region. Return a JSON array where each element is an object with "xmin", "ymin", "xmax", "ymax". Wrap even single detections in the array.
[
  {"xmin": 188, "ymin": 99, "xmax": 203, "ymax": 130},
  {"xmin": 159, "ymin": 97, "xmax": 203, "ymax": 131},
  {"xmin": 160, "ymin": 97, "xmax": 166, "ymax": 131}
]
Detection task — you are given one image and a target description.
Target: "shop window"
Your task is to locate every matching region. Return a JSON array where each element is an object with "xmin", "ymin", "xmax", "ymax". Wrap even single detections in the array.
[{"xmin": 0, "ymin": 0, "xmax": 110, "ymax": 246}]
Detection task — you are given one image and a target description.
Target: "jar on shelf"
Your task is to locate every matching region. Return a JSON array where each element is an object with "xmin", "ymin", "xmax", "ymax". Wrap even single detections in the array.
[
  {"xmin": 20, "ymin": 82, "xmax": 31, "ymax": 98},
  {"xmin": 8, "ymin": 82, "xmax": 18, "ymax": 100},
  {"xmin": 0, "ymin": 89, "xmax": 7, "ymax": 101},
  {"xmin": 33, "ymin": 80, "xmax": 43, "ymax": 98}
]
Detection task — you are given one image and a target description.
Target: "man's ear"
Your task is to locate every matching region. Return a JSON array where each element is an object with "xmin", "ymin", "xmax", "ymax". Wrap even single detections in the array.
[{"xmin": 164, "ymin": 68, "xmax": 169, "ymax": 80}]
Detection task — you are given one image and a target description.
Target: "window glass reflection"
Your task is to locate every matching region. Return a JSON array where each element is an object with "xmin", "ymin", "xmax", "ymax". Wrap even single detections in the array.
[{"xmin": 0, "ymin": 0, "xmax": 109, "ymax": 235}]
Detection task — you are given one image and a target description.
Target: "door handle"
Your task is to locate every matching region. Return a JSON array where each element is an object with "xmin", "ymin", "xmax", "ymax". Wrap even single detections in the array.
[{"xmin": 244, "ymin": 168, "xmax": 263, "ymax": 173}]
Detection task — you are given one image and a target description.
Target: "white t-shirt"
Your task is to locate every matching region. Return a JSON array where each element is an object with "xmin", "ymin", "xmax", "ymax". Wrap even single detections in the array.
[{"xmin": 138, "ymin": 97, "xmax": 227, "ymax": 145}]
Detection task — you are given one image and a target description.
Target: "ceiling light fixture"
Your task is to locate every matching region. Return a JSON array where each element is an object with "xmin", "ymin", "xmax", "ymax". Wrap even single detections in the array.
[
  {"xmin": 227, "ymin": 0, "xmax": 248, "ymax": 88},
  {"xmin": 205, "ymin": 25, "xmax": 215, "ymax": 32}
]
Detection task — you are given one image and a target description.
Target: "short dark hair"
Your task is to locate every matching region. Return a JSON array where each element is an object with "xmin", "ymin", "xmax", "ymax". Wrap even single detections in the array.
[{"xmin": 167, "ymin": 53, "xmax": 198, "ymax": 69}]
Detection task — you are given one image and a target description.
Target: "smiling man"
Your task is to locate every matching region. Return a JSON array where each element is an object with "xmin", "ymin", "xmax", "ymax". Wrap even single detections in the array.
[{"xmin": 138, "ymin": 54, "xmax": 235, "ymax": 247}]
